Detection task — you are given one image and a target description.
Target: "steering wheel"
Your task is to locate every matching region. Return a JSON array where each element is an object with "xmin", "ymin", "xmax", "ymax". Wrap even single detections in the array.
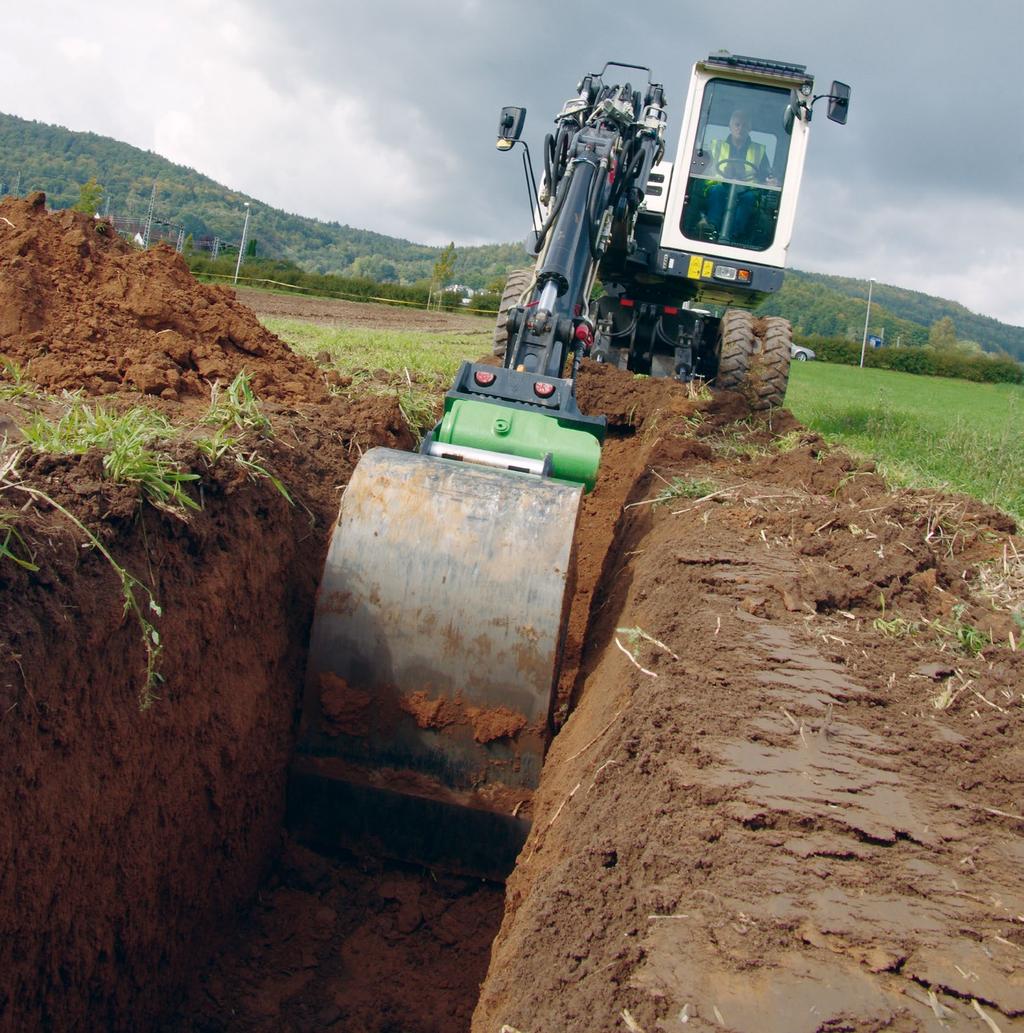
[{"xmin": 716, "ymin": 158, "xmax": 758, "ymax": 182}]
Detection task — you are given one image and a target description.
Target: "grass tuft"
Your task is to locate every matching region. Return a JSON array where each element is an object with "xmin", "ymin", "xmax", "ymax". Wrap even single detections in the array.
[
  {"xmin": 202, "ymin": 371, "xmax": 273, "ymax": 435},
  {"xmin": 23, "ymin": 401, "xmax": 199, "ymax": 512},
  {"xmin": 194, "ymin": 428, "xmax": 293, "ymax": 505},
  {"xmin": 0, "ymin": 450, "xmax": 163, "ymax": 708},
  {"xmin": 0, "ymin": 359, "xmax": 40, "ymax": 401}
]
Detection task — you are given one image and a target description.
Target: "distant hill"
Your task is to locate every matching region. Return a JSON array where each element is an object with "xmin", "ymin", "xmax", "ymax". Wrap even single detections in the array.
[
  {"xmin": 765, "ymin": 271, "xmax": 1024, "ymax": 362},
  {"xmin": 0, "ymin": 111, "xmax": 523, "ymax": 288},
  {"xmin": 2, "ymin": 110, "xmax": 1022, "ymax": 361}
]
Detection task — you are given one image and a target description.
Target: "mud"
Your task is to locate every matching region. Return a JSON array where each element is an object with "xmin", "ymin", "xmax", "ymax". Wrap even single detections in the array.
[
  {"xmin": 3, "ymin": 196, "xmax": 1023, "ymax": 1033},
  {"xmin": 475, "ymin": 393, "xmax": 1024, "ymax": 1033},
  {"xmin": 164, "ymin": 840, "xmax": 502, "ymax": 1033}
]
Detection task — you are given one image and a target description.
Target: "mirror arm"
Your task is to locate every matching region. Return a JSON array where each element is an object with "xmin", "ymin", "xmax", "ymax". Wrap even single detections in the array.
[{"xmin": 499, "ymin": 139, "xmax": 542, "ymax": 235}]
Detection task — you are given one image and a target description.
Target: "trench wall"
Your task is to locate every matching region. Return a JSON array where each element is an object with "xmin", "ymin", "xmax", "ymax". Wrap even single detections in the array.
[{"xmin": 0, "ymin": 477, "xmax": 316, "ymax": 1033}]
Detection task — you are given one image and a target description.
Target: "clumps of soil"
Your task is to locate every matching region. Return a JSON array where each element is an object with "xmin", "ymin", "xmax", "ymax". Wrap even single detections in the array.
[
  {"xmin": 0, "ymin": 193, "xmax": 336, "ymax": 405},
  {"xmin": 166, "ymin": 839, "xmax": 503, "ymax": 1033},
  {"xmin": 0, "ymin": 200, "xmax": 419, "ymax": 1032},
  {"xmin": 475, "ymin": 365, "xmax": 1024, "ymax": 1033}
]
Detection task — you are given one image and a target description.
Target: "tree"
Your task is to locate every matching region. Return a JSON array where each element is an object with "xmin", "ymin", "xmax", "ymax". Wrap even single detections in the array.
[
  {"xmin": 928, "ymin": 316, "xmax": 958, "ymax": 351},
  {"xmin": 349, "ymin": 254, "xmax": 398, "ymax": 282},
  {"xmin": 429, "ymin": 242, "xmax": 457, "ymax": 310},
  {"xmin": 73, "ymin": 176, "xmax": 103, "ymax": 214}
]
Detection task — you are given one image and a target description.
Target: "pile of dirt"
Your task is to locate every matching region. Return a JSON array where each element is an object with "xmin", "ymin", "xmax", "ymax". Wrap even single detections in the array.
[
  {"xmin": 0, "ymin": 194, "xmax": 335, "ymax": 406},
  {"xmin": 475, "ymin": 370, "xmax": 1024, "ymax": 1033},
  {"xmin": 0, "ymin": 201, "xmax": 417, "ymax": 1032}
]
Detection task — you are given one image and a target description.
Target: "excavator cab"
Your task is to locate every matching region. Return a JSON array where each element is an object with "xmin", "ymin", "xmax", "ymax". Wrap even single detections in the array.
[{"xmin": 655, "ymin": 53, "xmax": 849, "ymax": 306}]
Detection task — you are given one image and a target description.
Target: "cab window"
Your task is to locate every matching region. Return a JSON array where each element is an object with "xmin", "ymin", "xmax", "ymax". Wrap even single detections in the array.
[{"xmin": 681, "ymin": 79, "xmax": 792, "ymax": 251}]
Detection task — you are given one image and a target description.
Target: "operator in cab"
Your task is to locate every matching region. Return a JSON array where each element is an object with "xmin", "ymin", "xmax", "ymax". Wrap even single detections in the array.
[{"xmin": 703, "ymin": 109, "xmax": 777, "ymax": 241}]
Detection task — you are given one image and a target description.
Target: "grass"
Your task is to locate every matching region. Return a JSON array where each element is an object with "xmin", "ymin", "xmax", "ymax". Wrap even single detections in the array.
[
  {"xmin": 194, "ymin": 428, "xmax": 293, "ymax": 505},
  {"xmin": 0, "ymin": 359, "xmax": 40, "ymax": 400},
  {"xmin": 263, "ymin": 319, "xmax": 486, "ymax": 381},
  {"xmin": 202, "ymin": 370, "xmax": 273, "ymax": 435},
  {"xmin": 23, "ymin": 402, "xmax": 200, "ymax": 512},
  {"xmin": 0, "ymin": 513, "xmax": 38, "ymax": 571},
  {"xmin": 786, "ymin": 362, "xmax": 1024, "ymax": 522},
  {"xmin": 263, "ymin": 320, "xmax": 488, "ymax": 442}
]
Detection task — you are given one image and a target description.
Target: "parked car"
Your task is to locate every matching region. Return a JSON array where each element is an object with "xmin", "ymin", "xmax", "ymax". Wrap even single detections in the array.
[{"xmin": 791, "ymin": 343, "xmax": 816, "ymax": 361}]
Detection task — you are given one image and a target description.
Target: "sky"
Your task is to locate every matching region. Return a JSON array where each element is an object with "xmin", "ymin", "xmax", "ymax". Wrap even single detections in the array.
[{"xmin": 3, "ymin": 0, "xmax": 1023, "ymax": 325}]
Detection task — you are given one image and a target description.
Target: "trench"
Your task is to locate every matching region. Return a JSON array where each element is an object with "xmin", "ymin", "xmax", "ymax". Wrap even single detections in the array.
[
  {"xmin": 0, "ymin": 359, "xmax": 677, "ymax": 1033},
  {"xmin": 161, "ymin": 416, "xmax": 657, "ymax": 1033}
]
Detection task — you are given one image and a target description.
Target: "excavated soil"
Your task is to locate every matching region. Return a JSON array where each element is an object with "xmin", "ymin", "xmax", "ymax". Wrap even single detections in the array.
[
  {"xmin": 476, "ymin": 379, "xmax": 1024, "ymax": 1033},
  {"xmin": 3, "ymin": 195, "xmax": 1023, "ymax": 1033}
]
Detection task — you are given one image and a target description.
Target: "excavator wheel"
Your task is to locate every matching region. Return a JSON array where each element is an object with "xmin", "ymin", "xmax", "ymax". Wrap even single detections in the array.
[
  {"xmin": 493, "ymin": 267, "xmax": 534, "ymax": 358},
  {"xmin": 749, "ymin": 316, "xmax": 792, "ymax": 410},
  {"xmin": 290, "ymin": 447, "xmax": 582, "ymax": 879},
  {"xmin": 715, "ymin": 308, "xmax": 791, "ymax": 410}
]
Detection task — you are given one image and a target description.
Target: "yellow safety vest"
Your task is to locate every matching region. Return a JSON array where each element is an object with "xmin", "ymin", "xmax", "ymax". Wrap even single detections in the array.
[{"xmin": 708, "ymin": 137, "xmax": 766, "ymax": 181}]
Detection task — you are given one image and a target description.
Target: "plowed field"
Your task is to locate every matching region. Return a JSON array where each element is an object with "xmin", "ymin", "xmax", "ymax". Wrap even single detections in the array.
[{"xmin": 1, "ymin": 199, "xmax": 1021, "ymax": 1033}]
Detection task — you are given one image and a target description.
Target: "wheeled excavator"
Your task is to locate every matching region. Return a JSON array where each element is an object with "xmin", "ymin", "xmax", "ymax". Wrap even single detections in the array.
[{"xmin": 290, "ymin": 53, "xmax": 850, "ymax": 879}]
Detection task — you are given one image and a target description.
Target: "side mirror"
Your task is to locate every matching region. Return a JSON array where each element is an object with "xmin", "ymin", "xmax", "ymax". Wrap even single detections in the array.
[
  {"xmin": 496, "ymin": 106, "xmax": 526, "ymax": 151},
  {"xmin": 827, "ymin": 82, "xmax": 851, "ymax": 125}
]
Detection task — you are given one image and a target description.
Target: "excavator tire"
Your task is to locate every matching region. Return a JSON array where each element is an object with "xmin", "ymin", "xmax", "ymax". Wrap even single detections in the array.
[
  {"xmin": 715, "ymin": 308, "xmax": 755, "ymax": 392},
  {"xmin": 290, "ymin": 447, "xmax": 582, "ymax": 879},
  {"xmin": 715, "ymin": 309, "xmax": 791, "ymax": 410},
  {"xmin": 493, "ymin": 267, "xmax": 534, "ymax": 358},
  {"xmin": 749, "ymin": 316, "xmax": 792, "ymax": 410}
]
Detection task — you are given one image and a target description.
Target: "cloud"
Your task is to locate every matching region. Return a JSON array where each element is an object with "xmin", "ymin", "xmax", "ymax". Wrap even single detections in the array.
[
  {"xmin": 3, "ymin": 0, "xmax": 1023, "ymax": 323},
  {"xmin": 55, "ymin": 37, "xmax": 102, "ymax": 63},
  {"xmin": 795, "ymin": 176, "xmax": 1024, "ymax": 324}
]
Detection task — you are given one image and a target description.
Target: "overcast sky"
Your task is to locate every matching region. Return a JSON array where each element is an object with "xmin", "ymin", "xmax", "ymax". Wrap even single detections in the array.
[{"xmin": 4, "ymin": 0, "xmax": 1023, "ymax": 324}]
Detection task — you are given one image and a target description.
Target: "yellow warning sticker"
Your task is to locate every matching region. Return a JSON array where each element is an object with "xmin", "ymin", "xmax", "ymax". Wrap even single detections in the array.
[
  {"xmin": 687, "ymin": 255, "xmax": 702, "ymax": 279},
  {"xmin": 701, "ymin": 259, "xmax": 714, "ymax": 278}
]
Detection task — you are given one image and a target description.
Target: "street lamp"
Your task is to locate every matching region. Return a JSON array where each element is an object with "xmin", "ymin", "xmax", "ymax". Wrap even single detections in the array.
[
  {"xmin": 859, "ymin": 277, "xmax": 875, "ymax": 368},
  {"xmin": 233, "ymin": 202, "xmax": 251, "ymax": 285}
]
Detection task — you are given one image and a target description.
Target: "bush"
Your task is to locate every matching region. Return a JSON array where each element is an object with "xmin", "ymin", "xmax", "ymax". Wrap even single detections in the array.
[{"xmin": 794, "ymin": 334, "xmax": 1024, "ymax": 384}]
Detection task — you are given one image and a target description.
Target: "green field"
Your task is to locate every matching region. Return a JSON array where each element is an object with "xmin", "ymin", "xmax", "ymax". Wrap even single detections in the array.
[
  {"xmin": 266, "ymin": 317, "xmax": 1023, "ymax": 523},
  {"xmin": 263, "ymin": 318, "xmax": 486, "ymax": 382},
  {"xmin": 786, "ymin": 362, "xmax": 1023, "ymax": 522}
]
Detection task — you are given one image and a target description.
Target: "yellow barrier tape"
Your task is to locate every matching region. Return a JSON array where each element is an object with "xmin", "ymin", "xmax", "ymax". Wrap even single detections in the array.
[{"xmin": 199, "ymin": 273, "xmax": 498, "ymax": 317}]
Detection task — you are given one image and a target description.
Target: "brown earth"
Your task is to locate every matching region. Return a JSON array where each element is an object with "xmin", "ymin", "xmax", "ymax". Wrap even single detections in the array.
[
  {"xmin": 239, "ymin": 286, "xmax": 493, "ymax": 335},
  {"xmin": 2, "ymin": 197, "xmax": 1023, "ymax": 1033},
  {"xmin": 476, "ymin": 387, "xmax": 1024, "ymax": 1033}
]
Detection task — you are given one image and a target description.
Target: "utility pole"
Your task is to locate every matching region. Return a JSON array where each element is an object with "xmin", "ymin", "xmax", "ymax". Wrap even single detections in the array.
[
  {"xmin": 142, "ymin": 183, "xmax": 157, "ymax": 248},
  {"xmin": 175, "ymin": 226, "xmax": 185, "ymax": 253},
  {"xmin": 859, "ymin": 277, "xmax": 875, "ymax": 368},
  {"xmin": 233, "ymin": 203, "xmax": 251, "ymax": 285},
  {"xmin": 212, "ymin": 237, "xmax": 221, "ymax": 260},
  {"xmin": 12, "ymin": 171, "xmax": 20, "ymax": 196}
]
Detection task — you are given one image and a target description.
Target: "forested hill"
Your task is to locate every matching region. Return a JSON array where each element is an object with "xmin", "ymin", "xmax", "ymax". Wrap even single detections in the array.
[
  {"xmin": 766, "ymin": 271, "xmax": 1024, "ymax": 362},
  {"xmin": 2, "ymin": 110, "xmax": 1022, "ymax": 360},
  {"xmin": 0, "ymin": 111, "xmax": 523, "ymax": 288}
]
